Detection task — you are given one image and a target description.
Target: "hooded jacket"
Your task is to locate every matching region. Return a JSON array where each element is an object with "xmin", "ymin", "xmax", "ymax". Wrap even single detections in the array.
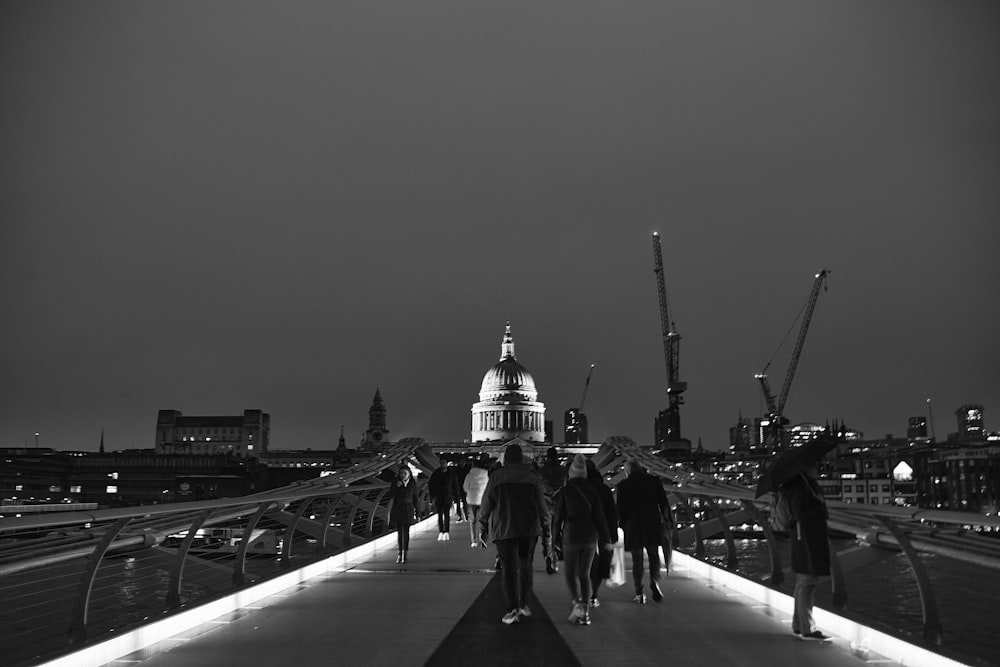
[
  {"xmin": 478, "ymin": 460, "xmax": 547, "ymax": 542},
  {"xmin": 463, "ymin": 466, "xmax": 490, "ymax": 506}
]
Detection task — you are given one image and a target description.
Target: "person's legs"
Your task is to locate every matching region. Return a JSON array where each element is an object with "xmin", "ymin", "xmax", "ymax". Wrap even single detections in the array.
[
  {"xmin": 630, "ymin": 547, "xmax": 646, "ymax": 595},
  {"xmin": 468, "ymin": 505, "xmax": 480, "ymax": 545},
  {"xmin": 646, "ymin": 544, "xmax": 663, "ymax": 600},
  {"xmin": 562, "ymin": 543, "xmax": 583, "ymax": 601},
  {"xmin": 793, "ymin": 573, "xmax": 819, "ymax": 634},
  {"xmin": 590, "ymin": 547, "xmax": 610, "ymax": 603},
  {"xmin": 495, "ymin": 539, "xmax": 521, "ymax": 614},
  {"xmin": 518, "ymin": 536, "xmax": 537, "ymax": 609},
  {"xmin": 577, "ymin": 545, "xmax": 596, "ymax": 604}
]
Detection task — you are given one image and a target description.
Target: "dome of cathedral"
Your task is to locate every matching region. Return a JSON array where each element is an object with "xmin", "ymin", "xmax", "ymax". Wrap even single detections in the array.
[{"xmin": 480, "ymin": 358, "xmax": 536, "ymax": 396}]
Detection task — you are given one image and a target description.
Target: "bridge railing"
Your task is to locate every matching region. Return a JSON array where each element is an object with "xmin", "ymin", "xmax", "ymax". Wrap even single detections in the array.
[
  {"xmin": 594, "ymin": 436, "xmax": 1000, "ymax": 659},
  {"xmin": 0, "ymin": 440, "xmax": 439, "ymax": 667}
]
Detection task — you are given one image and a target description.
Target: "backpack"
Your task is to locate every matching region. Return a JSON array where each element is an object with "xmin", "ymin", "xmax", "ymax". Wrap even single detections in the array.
[{"xmin": 768, "ymin": 489, "xmax": 795, "ymax": 532}]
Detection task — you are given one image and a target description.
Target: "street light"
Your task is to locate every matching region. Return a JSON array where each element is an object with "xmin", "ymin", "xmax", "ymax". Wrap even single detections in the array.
[{"xmin": 35, "ymin": 432, "xmax": 39, "ymax": 449}]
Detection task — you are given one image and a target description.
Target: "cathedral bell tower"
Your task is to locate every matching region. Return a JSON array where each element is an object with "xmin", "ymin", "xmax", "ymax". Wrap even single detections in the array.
[{"xmin": 362, "ymin": 388, "xmax": 389, "ymax": 448}]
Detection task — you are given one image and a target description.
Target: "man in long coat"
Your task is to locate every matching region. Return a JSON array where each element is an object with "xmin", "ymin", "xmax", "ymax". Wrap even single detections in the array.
[
  {"xmin": 616, "ymin": 460, "xmax": 670, "ymax": 603},
  {"xmin": 785, "ymin": 463, "xmax": 831, "ymax": 641}
]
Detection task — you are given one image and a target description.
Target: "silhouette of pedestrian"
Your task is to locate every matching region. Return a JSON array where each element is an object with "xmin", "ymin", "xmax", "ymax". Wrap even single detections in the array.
[
  {"xmin": 616, "ymin": 460, "xmax": 669, "ymax": 603},
  {"xmin": 786, "ymin": 463, "xmax": 832, "ymax": 641},
  {"xmin": 478, "ymin": 443, "xmax": 547, "ymax": 625},
  {"xmin": 552, "ymin": 454, "xmax": 610, "ymax": 625},
  {"xmin": 387, "ymin": 467, "xmax": 419, "ymax": 564}
]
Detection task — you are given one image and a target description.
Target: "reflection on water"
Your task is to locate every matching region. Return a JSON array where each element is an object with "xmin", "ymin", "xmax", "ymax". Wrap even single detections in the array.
[{"xmin": 691, "ymin": 538, "xmax": 998, "ymax": 667}]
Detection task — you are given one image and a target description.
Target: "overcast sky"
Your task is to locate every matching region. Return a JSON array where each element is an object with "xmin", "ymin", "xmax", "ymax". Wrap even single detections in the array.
[{"xmin": 2, "ymin": 1, "xmax": 998, "ymax": 452}]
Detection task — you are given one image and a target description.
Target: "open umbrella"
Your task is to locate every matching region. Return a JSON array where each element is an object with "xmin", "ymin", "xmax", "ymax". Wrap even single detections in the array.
[{"xmin": 754, "ymin": 436, "xmax": 839, "ymax": 498}]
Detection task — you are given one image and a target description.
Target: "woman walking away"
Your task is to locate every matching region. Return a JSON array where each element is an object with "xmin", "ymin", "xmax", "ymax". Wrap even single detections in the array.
[
  {"xmin": 387, "ymin": 467, "xmax": 419, "ymax": 563},
  {"xmin": 585, "ymin": 459, "xmax": 618, "ymax": 608},
  {"xmin": 464, "ymin": 454, "xmax": 491, "ymax": 547},
  {"xmin": 552, "ymin": 454, "xmax": 610, "ymax": 626}
]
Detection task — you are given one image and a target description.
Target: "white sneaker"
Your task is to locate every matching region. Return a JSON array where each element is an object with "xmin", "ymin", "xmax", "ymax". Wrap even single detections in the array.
[
  {"xmin": 501, "ymin": 610, "xmax": 520, "ymax": 625},
  {"xmin": 443, "ymin": 533, "xmax": 450, "ymax": 541},
  {"xmin": 519, "ymin": 606, "xmax": 532, "ymax": 618},
  {"xmin": 437, "ymin": 533, "xmax": 444, "ymax": 541}
]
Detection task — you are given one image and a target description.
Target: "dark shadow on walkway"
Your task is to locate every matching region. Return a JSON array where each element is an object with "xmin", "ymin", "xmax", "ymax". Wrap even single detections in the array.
[{"xmin": 426, "ymin": 573, "xmax": 580, "ymax": 667}]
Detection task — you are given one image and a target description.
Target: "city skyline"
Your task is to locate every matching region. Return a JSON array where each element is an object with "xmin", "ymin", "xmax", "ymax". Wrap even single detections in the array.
[{"xmin": 2, "ymin": 1, "xmax": 998, "ymax": 452}]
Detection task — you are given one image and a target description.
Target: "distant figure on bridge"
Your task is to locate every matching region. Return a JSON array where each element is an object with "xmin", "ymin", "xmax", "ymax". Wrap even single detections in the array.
[
  {"xmin": 538, "ymin": 446, "xmax": 567, "ymax": 575},
  {"xmin": 463, "ymin": 454, "xmax": 490, "ymax": 547},
  {"xmin": 585, "ymin": 458, "xmax": 618, "ymax": 608},
  {"xmin": 785, "ymin": 463, "xmax": 832, "ymax": 641},
  {"xmin": 429, "ymin": 462, "xmax": 458, "ymax": 541},
  {"xmin": 454, "ymin": 461, "xmax": 470, "ymax": 524},
  {"xmin": 552, "ymin": 454, "xmax": 611, "ymax": 626},
  {"xmin": 478, "ymin": 443, "xmax": 547, "ymax": 625},
  {"xmin": 616, "ymin": 460, "xmax": 669, "ymax": 604},
  {"xmin": 387, "ymin": 466, "xmax": 420, "ymax": 564}
]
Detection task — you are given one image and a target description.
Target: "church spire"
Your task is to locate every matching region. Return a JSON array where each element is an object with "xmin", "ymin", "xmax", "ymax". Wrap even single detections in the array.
[{"xmin": 500, "ymin": 321, "xmax": 516, "ymax": 360}]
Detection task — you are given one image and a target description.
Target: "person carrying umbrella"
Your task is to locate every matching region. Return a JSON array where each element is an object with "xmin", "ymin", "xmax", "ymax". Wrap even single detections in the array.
[
  {"xmin": 783, "ymin": 461, "xmax": 832, "ymax": 641},
  {"xmin": 756, "ymin": 436, "xmax": 837, "ymax": 642}
]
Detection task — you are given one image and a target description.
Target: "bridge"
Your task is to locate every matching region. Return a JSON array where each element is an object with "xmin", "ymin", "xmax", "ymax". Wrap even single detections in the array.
[{"xmin": 1, "ymin": 438, "xmax": 997, "ymax": 667}]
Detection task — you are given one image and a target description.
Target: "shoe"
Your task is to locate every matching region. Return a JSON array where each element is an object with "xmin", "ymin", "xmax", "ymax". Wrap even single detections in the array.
[
  {"xmin": 395, "ymin": 552, "xmax": 402, "ymax": 564},
  {"xmin": 633, "ymin": 593, "xmax": 647, "ymax": 604},
  {"xmin": 577, "ymin": 611, "xmax": 591, "ymax": 626},
  {"xmin": 501, "ymin": 610, "xmax": 520, "ymax": 625},
  {"xmin": 590, "ymin": 597, "xmax": 600, "ymax": 608},
  {"xmin": 471, "ymin": 541, "xmax": 478, "ymax": 548},
  {"xmin": 800, "ymin": 630, "xmax": 831, "ymax": 641},
  {"xmin": 650, "ymin": 582, "xmax": 663, "ymax": 602},
  {"xmin": 437, "ymin": 533, "xmax": 444, "ymax": 541},
  {"xmin": 545, "ymin": 557, "xmax": 555, "ymax": 575},
  {"xmin": 401, "ymin": 551, "xmax": 407, "ymax": 563},
  {"xmin": 519, "ymin": 606, "xmax": 532, "ymax": 618}
]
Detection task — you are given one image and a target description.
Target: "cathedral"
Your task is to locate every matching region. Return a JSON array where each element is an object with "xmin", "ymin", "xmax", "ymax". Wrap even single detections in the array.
[
  {"xmin": 470, "ymin": 323, "xmax": 546, "ymax": 444},
  {"xmin": 360, "ymin": 323, "xmax": 548, "ymax": 450}
]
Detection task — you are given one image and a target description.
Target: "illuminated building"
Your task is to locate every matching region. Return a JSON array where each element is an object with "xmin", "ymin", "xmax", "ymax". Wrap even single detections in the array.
[
  {"xmin": 471, "ymin": 323, "xmax": 546, "ymax": 443},
  {"xmin": 155, "ymin": 409, "xmax": 269, "ymax": 457}
]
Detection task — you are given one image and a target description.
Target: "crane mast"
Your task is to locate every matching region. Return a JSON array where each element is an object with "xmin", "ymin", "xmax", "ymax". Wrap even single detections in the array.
[
  {"xmin": 757, "ymin": 269, "xmax": 829, "ymax": 449},
  {"xmin": 652, "ymin": 232, "xmax": 687, "ymax": 445}
]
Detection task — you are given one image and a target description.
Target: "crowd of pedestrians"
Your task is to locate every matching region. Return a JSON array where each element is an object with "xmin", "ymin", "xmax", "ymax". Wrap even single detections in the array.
[{"xmin": 387, "ymin": 446, "xmax": 830, "ymax": 641}]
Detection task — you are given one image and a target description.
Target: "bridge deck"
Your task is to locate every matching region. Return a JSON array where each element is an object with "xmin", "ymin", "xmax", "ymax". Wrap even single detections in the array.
[{"xmin": 102, "ymin": 520, "xmax": 899, "ymax": 667}]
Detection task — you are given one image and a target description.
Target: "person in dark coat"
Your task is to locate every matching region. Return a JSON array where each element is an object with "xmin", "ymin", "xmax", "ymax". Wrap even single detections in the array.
[
  {"xmin": 585, "ymin": 458, "xmax": 618, "ymax": 607},
  {"xmin": 537, "ymin": 446, "xmax": 567, "ymax": 574},
  {"xmin": 387, "ymin": 467, "xmax": 420, "ymax": 564},
  {"xmin": 552, "ymin": 454, "xmax": 610, "ymax": 626},
  {"xmin": 478, "ymin": 443, "xmax": 547, "ymax": 625},
  {"xmin": 429, "ymin": 463, "xmax": 457, "ymax": 540},
  {"xmin": 785, "ymin": 463, "xmax": 831, "ymax": 641},
  {"xmin": 616, "ymin": 460, "xmax": 669, "ymax": 603}
]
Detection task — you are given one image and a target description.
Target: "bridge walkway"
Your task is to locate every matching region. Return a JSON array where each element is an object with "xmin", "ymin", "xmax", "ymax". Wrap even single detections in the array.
[{"xmin": 102, "ymin": 519, "xmax": 897, "ymax": 667}]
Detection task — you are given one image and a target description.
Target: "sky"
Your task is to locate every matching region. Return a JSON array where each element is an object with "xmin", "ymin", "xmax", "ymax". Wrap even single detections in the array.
[{"xmin": 2, "ymin": 1, "xmax": 998, "ymax": 453}]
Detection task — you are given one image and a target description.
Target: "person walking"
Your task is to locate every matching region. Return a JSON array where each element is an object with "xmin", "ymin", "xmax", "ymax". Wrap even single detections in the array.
[
  {"xmin": 785, "ymin": 463, "xmax": 832, "ymax": 641},
  {"xmin": 552, "ymin": 454, "xmax": 610, "ymax": 626},
  {"xmin": 386, "ymin": 467, "xmax": 420, "ymax": 564},
  {"xmin": 429, "ymin": 462, "xmax": 457, "ymax": 540},
  {"xmin": 538, "ymin": 446, "xmax": 567, "ymax": 574},
  {"xmin": 478, "ymin": 443, "xmax": 547, "ymax": 625},
  {"xmin": 585, "ymin": 458, "xmax": 618, "ymax": 608},
  {"xmin": 616, "ymin": 460, "xmax": 670, "ymax": 604},
  {"xmin": 463, "ymin": 454, "xmax": 490, "ymax": 547},
  {"xmin": 454, "ymin": 461, "xmax": 470, "ymax": 524}
]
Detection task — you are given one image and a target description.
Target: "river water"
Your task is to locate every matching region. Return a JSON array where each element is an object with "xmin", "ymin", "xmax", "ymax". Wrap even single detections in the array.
[{"xmin": 690, "ymin": 538, "xmax": 998, "ymax": 667}]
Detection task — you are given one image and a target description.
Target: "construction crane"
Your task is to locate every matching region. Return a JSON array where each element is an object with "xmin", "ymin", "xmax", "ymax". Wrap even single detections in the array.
[
  {"xmin": 756, "ymin": 269, "xmax": 830, "ymax": 449},
  {"xmin": 564, "ymin": 364, "xmax": 595, "ymax": 444},
  {"xmin": 652, "ymin": 232, "xmax": 687, "ymax": 448}
]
